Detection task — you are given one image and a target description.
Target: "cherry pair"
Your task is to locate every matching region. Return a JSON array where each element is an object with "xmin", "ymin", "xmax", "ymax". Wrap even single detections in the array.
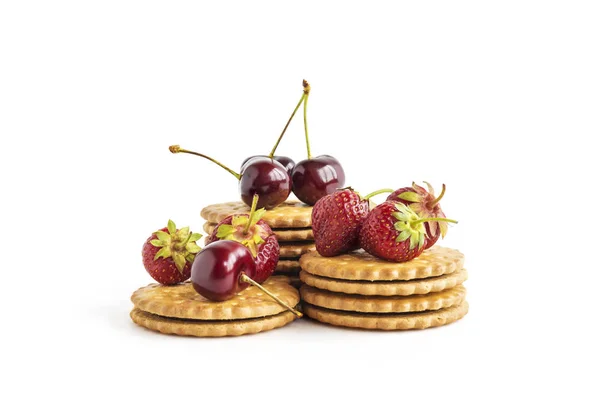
[{"xmin": 170, "ymin": 80, "xmax": 345, "ymax": 208}]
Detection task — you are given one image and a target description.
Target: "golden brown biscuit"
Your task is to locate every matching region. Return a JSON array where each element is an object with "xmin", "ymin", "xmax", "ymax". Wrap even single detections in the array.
[
  {"xmin": 131, "ymin": 279, "xmax": 299, "ymax": 320},
  {"xmin": 279, "ymin": 242, "xmax": 316, "ymax": 258},
  {"xmin": 300, "ymin": 247, "xmax": 464, "ymax": 281},
  {"xmin": 300, "ymin": 284, "xmax": 466, "ymax": 313},
  {"xmin": 303, "ymin": 300, "xmax": 468, "ymax": 330},
  {"xmin": 275, "ymin": 259, "xmax": 301, "ymax": 274},
  {"xmin": 201, "ymin": 200, "xmax": 312, "ymax": 228},
  {"xmin": 299, "ymin": 269, "xmax": 468, "ymax": 296},
  {"xmin": 130, "ymin": 308, "xmax": 295, "ymax": 337},
  {"xmin": 203, "ymin": 222, "xmax": 314, "ymax": 242}
]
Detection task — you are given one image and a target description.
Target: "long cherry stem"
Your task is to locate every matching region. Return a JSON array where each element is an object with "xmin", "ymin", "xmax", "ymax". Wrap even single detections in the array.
[
  {"xmin": 169, "ymin": 145, "xmax": 240, "ymax": 180},
  {"xmin": 243, "ymin": 194, "xmax": 259, "ymax": 235},
  {"xmin": 241, "ymin": 274, "xmax": 303, "ymax": 318},
  {"xmin": 303, "ymin": 79, "xmax": 312, "ymax": 159},
  {"xmin": 363, "ymin": 188, "xmax": 395, "ymax": 200},
  {"xmin": 269, "ymin": 91, "xmax": 307, "ymax": 158},
  {"xmin": 428, "ymin": 184, "xmax": 446, "ymax": 208}
]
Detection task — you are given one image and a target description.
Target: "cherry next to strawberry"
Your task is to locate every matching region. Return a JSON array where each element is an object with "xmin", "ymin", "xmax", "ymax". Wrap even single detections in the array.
[{"xmin": 205, "ymin": 194, "xmax": 279, "ymax": 282}]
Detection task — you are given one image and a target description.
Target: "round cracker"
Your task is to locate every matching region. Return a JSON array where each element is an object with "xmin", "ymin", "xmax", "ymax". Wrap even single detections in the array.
[
  {"xmin": 131, "ymin": 279, "xmax": 299, "ymax": 320},
  {"xmin": 300, "ymin": 246, "xmax": 464, "ymax": 281},
  {"xmin": 303, "ymin": 300, "xmax": 469, "ymax": 330},
  {"xmin": 275, "ymin": 259, "xmax": 301, "ymax": 274},
  {"xmin": 279, "ymin": 242, "xmax": 316, "ymax": 258},
  {"xmin": 300, "ymin": 284, "xmax": 466, "ymax": 313},
  {"xmin": 299, "ymin": 269, "xmax": 468, "ymax": 296},
  {"xmin": 201, "ymin": 201, "xmax": 312, "ymax": 228},
  {"xmin": 130, "ymin": 308, "xmax": 295, "ymax": 337},
  {"xmin": 203, "ymin": 222, "xmax": 314, "ymax": 242}
]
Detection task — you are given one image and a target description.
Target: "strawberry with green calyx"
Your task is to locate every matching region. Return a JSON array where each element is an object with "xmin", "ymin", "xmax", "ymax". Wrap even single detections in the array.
[
  {"xmin": 142, "ymin": 220, "xmax": 202, "ymax": 285},
  {"xmin": 312, "ymin": 187, "xmax": 394, "ymax": 257},
  {"xmin": 206, "ymin": 195, "xmax": 279, "ymax": 283},
  {"xmin": 359, "ymin": 201, "xmax": 457, "ymax": 262},
  {"xmin": 387, "ymin": 182, "xmax": 449, "ymax": 249}
]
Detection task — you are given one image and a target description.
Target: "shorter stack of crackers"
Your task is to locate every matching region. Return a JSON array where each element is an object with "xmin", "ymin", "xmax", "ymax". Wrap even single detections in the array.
[
  {"xmin": 130, "ymin": 277, "xmax": 300, "ymax": 337},
  {"xmin": 201, "ymin": 201, "xmax": 315, "ymax": 287},
  {"xmin": 299, "ymin": 246, "xmax": 468, "ymax": 330}
]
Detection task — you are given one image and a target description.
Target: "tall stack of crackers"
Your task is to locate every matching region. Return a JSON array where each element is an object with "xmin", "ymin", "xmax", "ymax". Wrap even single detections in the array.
[
  {"xmin": 201, "ymin": 201, "xmax": 315, "ymax": 288},
  {"xmin": 298, "ymin": 247, "xmax": 468, "ymax": 330}
]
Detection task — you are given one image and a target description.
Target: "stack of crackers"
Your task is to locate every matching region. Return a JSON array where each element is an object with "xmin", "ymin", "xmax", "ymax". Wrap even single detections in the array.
[
  {"xmin": 298, "ymin": 246, "xmax": 468, "ymax": 330},
  {"xmin": 130, "ymin": 277, "xmax": 300, "ymax": 337},
  {"xmin": 201, "ymin": 201, "xmax": 314, "ymax": 287}
]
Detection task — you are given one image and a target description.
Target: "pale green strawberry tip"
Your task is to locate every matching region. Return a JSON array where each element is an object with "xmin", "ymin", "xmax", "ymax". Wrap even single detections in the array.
[{"xmin": 397, "ymin": 191, "xmax": 422, "ymax": 203}]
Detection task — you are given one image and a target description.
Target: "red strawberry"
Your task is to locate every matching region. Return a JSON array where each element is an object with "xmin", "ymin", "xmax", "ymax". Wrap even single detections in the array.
[
  {"xmin": 205, "ymin": 195, "xmax": 279, "ymax": 283},
  {"xmin": 312, "ymin": 188, "xmax": 394, "ymax": 257},
  {"xmin": 312, "ymin": 189, "xmax": 368, "ymax": 256},
  {"xmin": 387, "ymin": 182, "xmax": 448, "ymax": 249},
  {"xmin": 142, "ymin": 220, "xmax": 202, "ymax": 285},
  {"xmin": 359, "ymin": 201, "xmax": 457, "ymax": 262}
]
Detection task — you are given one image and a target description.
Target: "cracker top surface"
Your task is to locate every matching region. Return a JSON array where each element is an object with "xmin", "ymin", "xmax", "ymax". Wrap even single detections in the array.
[
  {"xmin": 300, "ymin": 246, "xmax": 465, "ymax": 281},
  {"xmin": 201, "ymin": 200, "xmax": 313, "ymax": 227},
  {"xmin": 131, "ymin": 277, "xmax": 300, "ymax": 320}
]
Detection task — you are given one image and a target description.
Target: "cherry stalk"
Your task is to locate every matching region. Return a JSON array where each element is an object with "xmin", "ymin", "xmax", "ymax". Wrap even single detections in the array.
[
  {"xmin": 291, "ymin": 80, "xmax": 346, "ymax": 205},
  {"xmin": 170, "ymin": 145, "xmax": 291, "ymax": 209}
]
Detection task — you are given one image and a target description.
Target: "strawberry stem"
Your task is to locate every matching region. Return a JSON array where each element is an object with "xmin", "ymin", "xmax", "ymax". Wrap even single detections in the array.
[
  {"xmin": 428, "ymin": 184, "xmax": 446, "ymax": 208},
  {"xmin": 244, "ymin": 194, "xmax": 259, "ymax": 235},
  {"xmin": 169, "ymin": 145, "xmax": 240, "ymax": 180},
  {"xmin": 363, "ymin": 188, "xmax": 394, "ymax": 200},
  {"xmin": 302, "ymin": 79, "xmax": 312, "ymax": 159},
  {"xmin": 241, "ymin": 274, "xmax": 303, "ymax": 318},
  {"xmin": 269, "ymin": 88, "xmax": 307, "ymax": 158},
  {"xmin": 414, "ymin": 217, "xmax": 458, "ymax": 225}
]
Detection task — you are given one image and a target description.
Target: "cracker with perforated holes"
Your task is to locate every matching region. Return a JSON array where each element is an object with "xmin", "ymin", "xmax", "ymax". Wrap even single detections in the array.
[
  {"xmin": 203, "ymin": 222, "xmax": 314, "ymax": 242},
  {"xmin": 300, "ymin": 284, "xmax": 466, "ymax": 313},
  {"xmin": 131, "ymin": 278, "xmax": 299, "ymax": 320},
  {"xmin": 300, "ymin": 246, "xmax": 464, "ymax": 281},
  {"xmin": 299, "ymin": 269, "xmax": 468, "ymax": 296},
  {"xmin": 130, "ymin": 308, "xmax": 296, "ymax": 337},
  {"xmin": 201, "ymin": 201, "xmax": 312, "ymax": 228},
  {"xmin": 303, "ymin": 300, "xmax": 468, "ymax": 330}
]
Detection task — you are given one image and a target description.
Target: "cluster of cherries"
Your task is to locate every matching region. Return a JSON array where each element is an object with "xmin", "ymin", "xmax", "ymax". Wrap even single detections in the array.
[{"xmin": 169, "ymin": 80, "xmax": 345, "ymax": 208}]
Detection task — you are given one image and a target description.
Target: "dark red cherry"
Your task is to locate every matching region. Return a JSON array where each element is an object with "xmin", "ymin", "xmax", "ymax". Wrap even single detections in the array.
[
  {"xmin": 241, "ymin": 155, "xmax": 295, "ymax": 175},
  {"xmin": 191, "ymin": 241, "xmax": 303, "ymax": 317},
  {"xmin": 291, "ymin": 155, "xmax": 345, "ymax": 205},
  {"xmin": 191, "ymin": 240, "xmax": 256, "ymax": 301},
  {"xmin": 241, "ymin": 155, "xmax": 265, "ymax": 171},
  {"xmin": 273, "ymin": 156, "xmax": 295, "ymax": 175},
  {"xmin": 169, "ymin": 146, "xmax": 291, "ymax": 209},
  {"xmin": 239, "ymin": 157, "xmax": 291, "ymax": 209}
]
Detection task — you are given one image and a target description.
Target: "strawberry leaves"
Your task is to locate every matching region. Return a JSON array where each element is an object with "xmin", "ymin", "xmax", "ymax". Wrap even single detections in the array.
[
  {"xmin": 392, "ymin": 204, "xmax": 426, "ymax": 250},
  {"xmin": 150, "ymin": 220, "xmax": 202, "ymax": 273}
]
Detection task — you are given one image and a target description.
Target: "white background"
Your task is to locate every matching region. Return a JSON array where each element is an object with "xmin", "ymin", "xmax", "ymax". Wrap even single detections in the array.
[{"xmin": 1, "ymin": 1, "xmax": 599, "ymax": 417}]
